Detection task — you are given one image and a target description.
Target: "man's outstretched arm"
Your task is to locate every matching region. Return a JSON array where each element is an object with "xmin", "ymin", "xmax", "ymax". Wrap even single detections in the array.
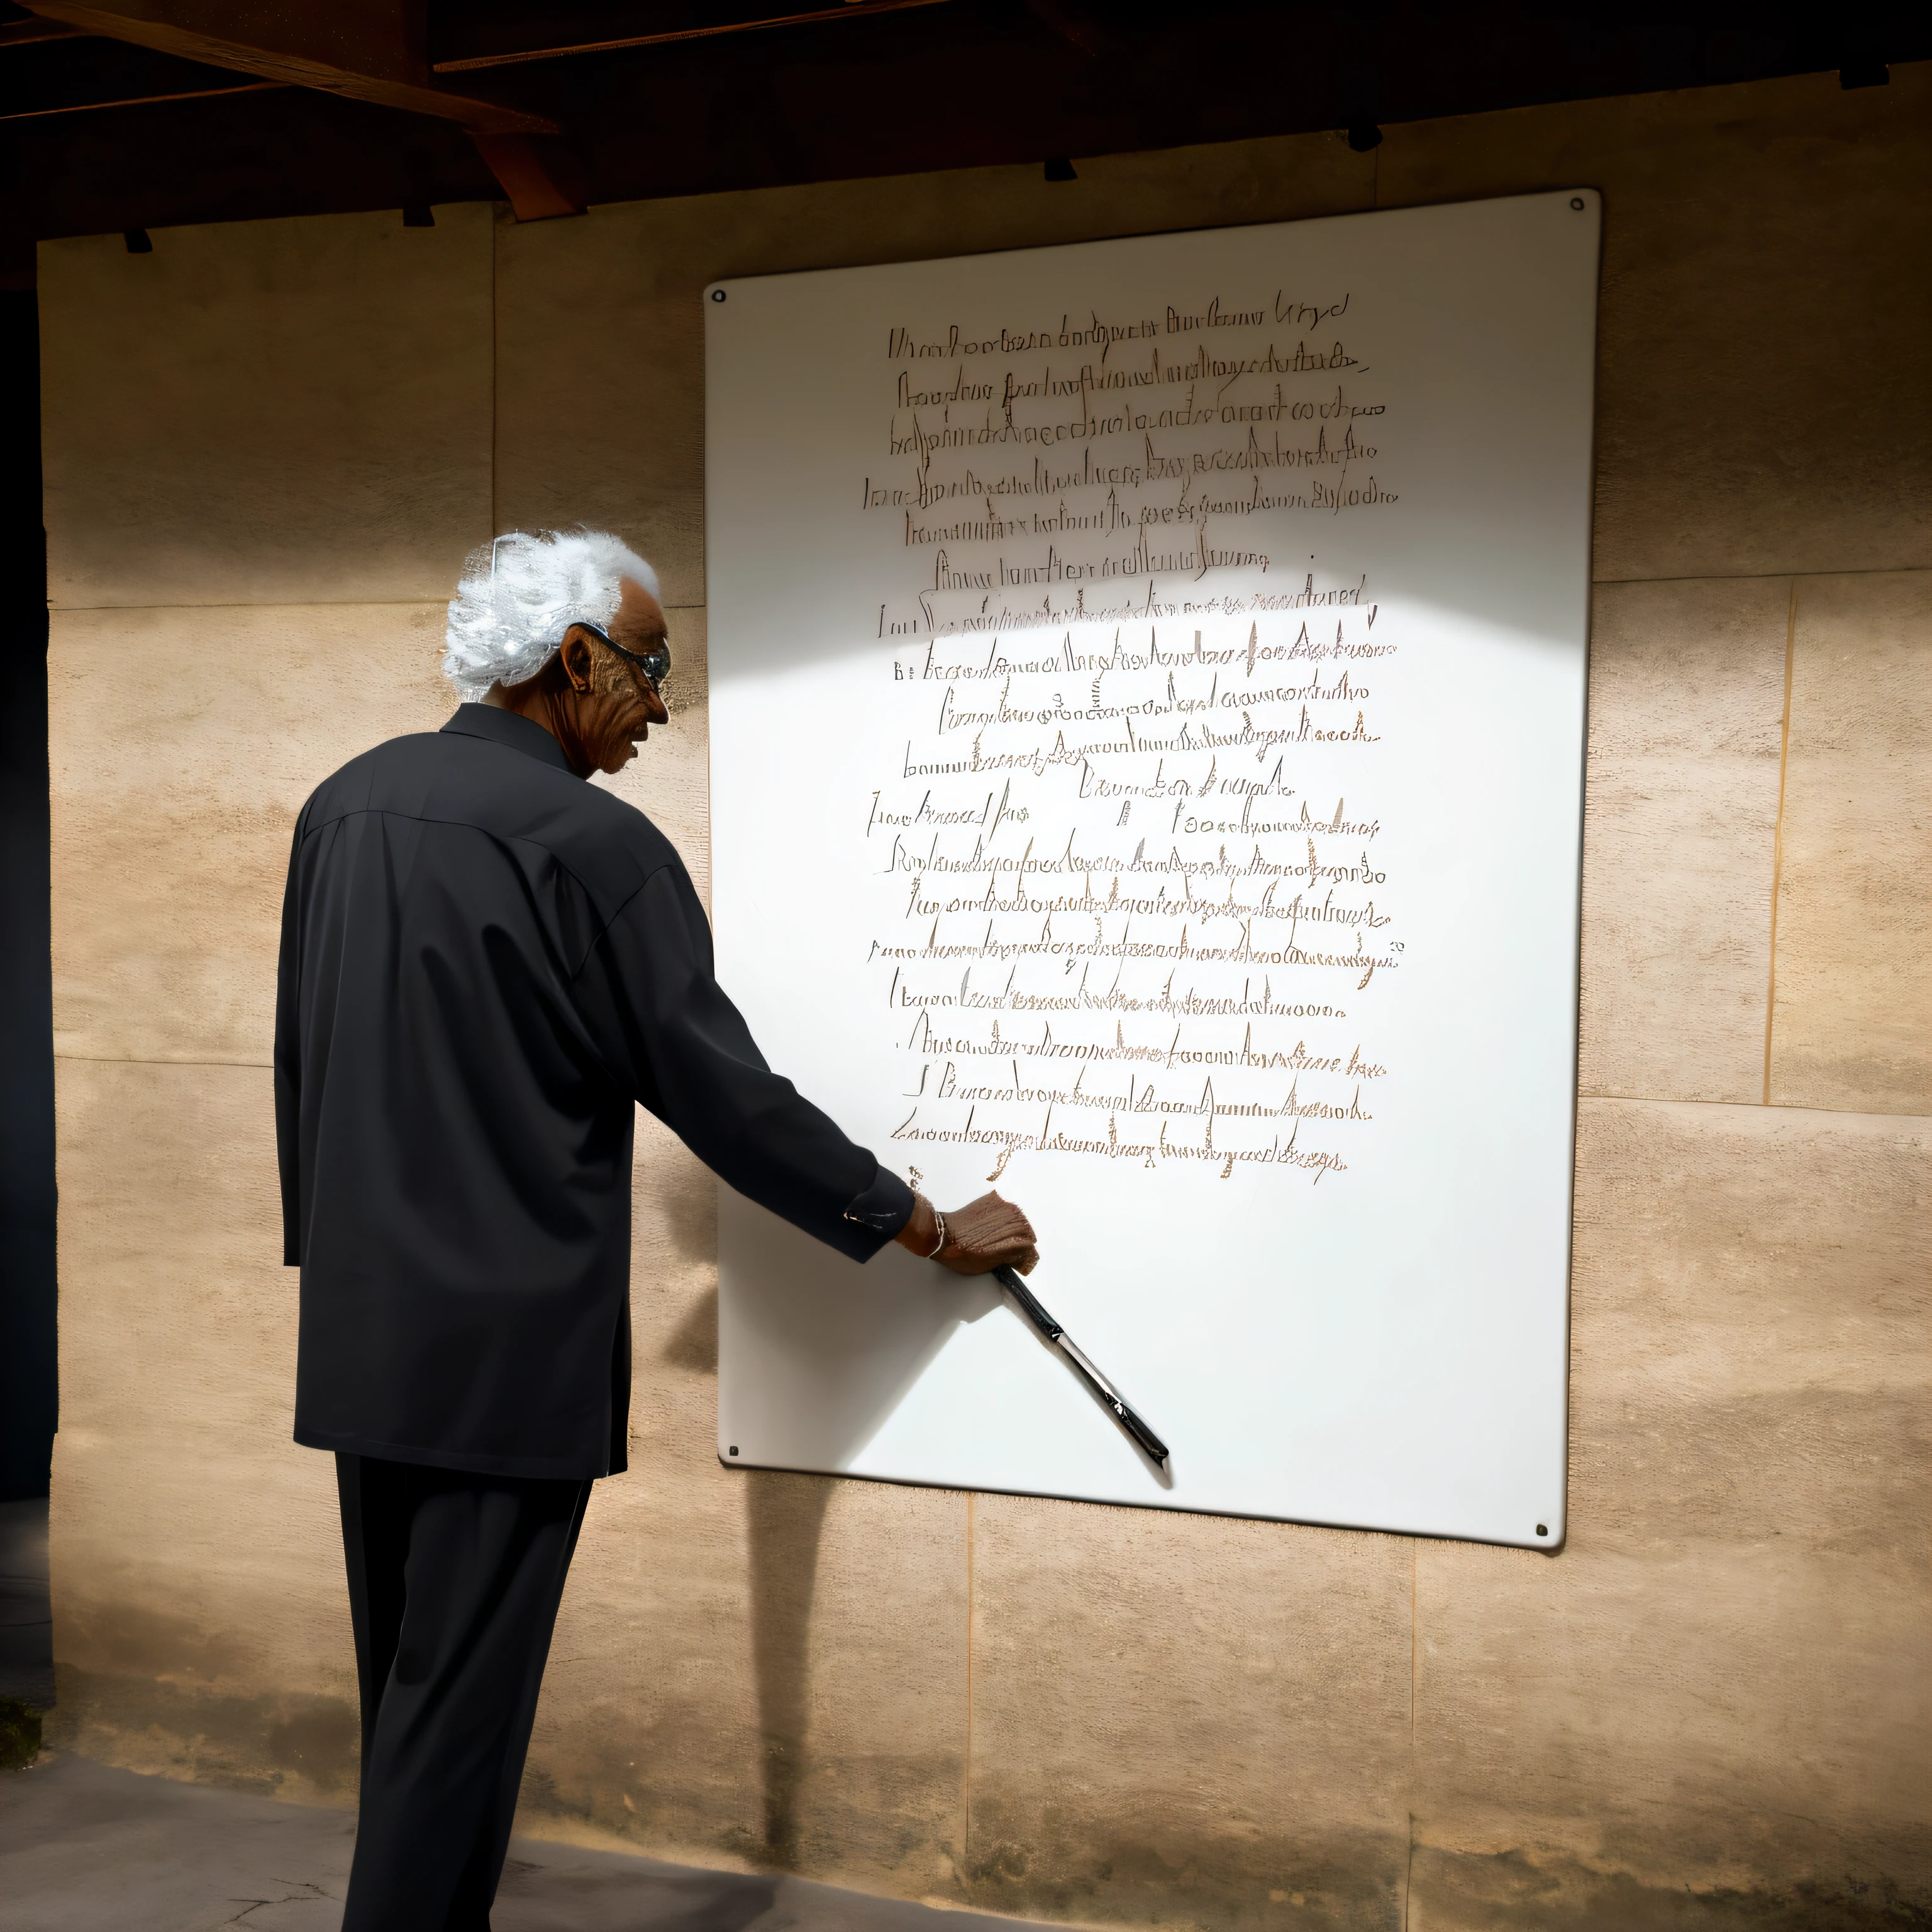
[{"xmin": 577, "ymin": 858, "xmax": 1035, "ymax": 1273}]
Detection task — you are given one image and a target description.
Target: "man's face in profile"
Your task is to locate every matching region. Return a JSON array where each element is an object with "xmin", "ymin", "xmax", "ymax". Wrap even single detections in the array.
[{"xmin": 577, "ymin": 575, "xmax": 672, "ymax": 775}]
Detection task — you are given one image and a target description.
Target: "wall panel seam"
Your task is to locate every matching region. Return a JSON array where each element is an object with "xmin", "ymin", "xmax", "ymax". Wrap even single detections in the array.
[
  {"xmin": 55, "ymin": 1053, "xmax": 271, "ymax": 1069},
  {"xmin": 42, "ymin": 600, "xmax": 712, "ymax": 616},
  {"xmin": 1575, "ymin": 1091, "xmax": 1927, "ymax": 1126},
  {"xmin": 1762, "ymin": 580, "xmax": 1799, "ymax": 1106},
  {"xmin": 962, "ymin": 1488, "xmax": 974, "ymax": 1875},
  {"xmin": 491, "ymin": 205, "xmax": 500, "ymax": 539},
  {"xmin": 45, "ymin": 600, "xmax": 455, "ymax": 615},
  {"xmin": 47, "ymin": 564, "xmax": 1930, "ymax": 614},
  {"xmin": 1591, "ymin": 564, "xmax": 1930, "ymax": 588},
  {"xmin": 47, "ymin": 1058, "xmax": 1927, "ymax": 1123}
]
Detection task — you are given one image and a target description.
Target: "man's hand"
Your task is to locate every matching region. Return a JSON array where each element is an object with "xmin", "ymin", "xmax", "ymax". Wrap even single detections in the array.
[{"xmin": 894, "ymin": 1191, "xmax": 1039, "ymax": 1276}]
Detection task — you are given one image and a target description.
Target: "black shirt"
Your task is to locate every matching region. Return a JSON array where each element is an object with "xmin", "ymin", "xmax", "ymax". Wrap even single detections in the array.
[{"xmin": 275, "ymin": 705, "xmax": 913, "ymax": 1480}]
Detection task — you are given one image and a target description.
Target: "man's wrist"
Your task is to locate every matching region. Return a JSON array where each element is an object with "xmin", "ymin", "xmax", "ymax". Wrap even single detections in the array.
[{"xmin": 894, "ymin": 1193, "xmax": 942, "ymax": 1257}]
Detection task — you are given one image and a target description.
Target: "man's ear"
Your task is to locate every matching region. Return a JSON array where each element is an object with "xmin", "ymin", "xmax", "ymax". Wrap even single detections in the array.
[{"xmin": 557, "ymin": 629, "xmax": 596, "ymax": 693}]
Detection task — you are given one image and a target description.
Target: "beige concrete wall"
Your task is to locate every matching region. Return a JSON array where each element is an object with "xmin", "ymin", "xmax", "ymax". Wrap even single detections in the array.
[{"xmin": 40, "ymin": 65, "xmax": 1929, "ymax": 1931}]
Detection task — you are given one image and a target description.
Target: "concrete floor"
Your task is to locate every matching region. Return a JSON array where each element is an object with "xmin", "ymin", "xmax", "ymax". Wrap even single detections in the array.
[{"xmin": 3, "ymin": 1752, "xmax": 1061, "ymax": 1931}]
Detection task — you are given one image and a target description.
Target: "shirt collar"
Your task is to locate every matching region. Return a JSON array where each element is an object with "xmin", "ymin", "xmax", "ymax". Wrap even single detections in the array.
[{"xmin": 440, "ymin": 704, "xmax": 577, "ymax": 776}]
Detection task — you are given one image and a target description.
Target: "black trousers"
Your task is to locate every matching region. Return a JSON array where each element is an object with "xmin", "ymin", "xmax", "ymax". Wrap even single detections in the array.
[{"xmin": 335, "ymin": 1452, "xmax": 592, "ymax": 1931}]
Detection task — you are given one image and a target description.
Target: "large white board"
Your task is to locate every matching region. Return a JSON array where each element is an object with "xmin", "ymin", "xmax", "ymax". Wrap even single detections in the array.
[{"xmin": 704, "ymin": 191, "xmax": 1597, "ymax": 1548}]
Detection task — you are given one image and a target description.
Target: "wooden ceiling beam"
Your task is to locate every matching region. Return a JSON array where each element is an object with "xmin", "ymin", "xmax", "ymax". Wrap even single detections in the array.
[
  {"xmin": 433, "ymin": 0, "xmax": 952, "ymax": 74},
  {"xmin": 9, "ymin": 4, "xmax": 1924, "ymax": 250},
  {"xmin": 0, "ymin": 75, "xmax": 283, "ymax": 119},
  {"xmin": 22, "ymin": 0, "xmax": 553, "ymax": 130},
  {"xmin": 21, "ymin": 0, "xmax": 586, "ymax": 216},
  {"xmin": 0, "ymin": 16, "xmax": 89, "ymax": 44}
]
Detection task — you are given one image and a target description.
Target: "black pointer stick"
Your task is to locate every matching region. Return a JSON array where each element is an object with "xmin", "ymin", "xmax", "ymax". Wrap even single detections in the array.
[{"xmin": 992, "ymin": 1264, "xmax": 1170, "ymax": 1468}]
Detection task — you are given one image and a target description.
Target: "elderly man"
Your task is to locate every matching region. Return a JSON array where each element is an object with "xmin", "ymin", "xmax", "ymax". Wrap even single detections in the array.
[{"xmin": 274, "ymin": 528, "xmax": 1038, "ymax": 1931}]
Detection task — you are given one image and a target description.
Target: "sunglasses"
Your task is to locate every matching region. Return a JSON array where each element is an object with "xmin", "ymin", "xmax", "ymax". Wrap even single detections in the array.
[{"xmin": 580, "ymin": 621, "xmax": 670, "ymax": 695}]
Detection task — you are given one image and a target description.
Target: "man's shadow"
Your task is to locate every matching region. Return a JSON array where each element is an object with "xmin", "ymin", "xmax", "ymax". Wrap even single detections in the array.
[
  {"xmin": 716, "ymin": 1192, "xmax": 1001, "ymax": 1476},
  {"xmin": 743, "ymin": 1468, "xmax": 830, "ymax": 1870},
  {"xmin": 670, "ymin": 1197, "xmax": 998, "ymax": 1870},
  {"xmin": 497, "ymin": 1853, "xmax": 779, "ymax": 1929},
  {"xmin": 660, "ymin": 1287, "xmax": 832, "ymax": 1870}
]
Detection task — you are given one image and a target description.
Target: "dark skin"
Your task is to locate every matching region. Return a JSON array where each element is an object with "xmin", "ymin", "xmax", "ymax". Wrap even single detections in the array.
[
  {"xmin": 486, "ymin": 576, "xmax": 672, "ymax": 777},
  {"xmin": 489, "ymin": 579, "xmax": 1040, "ymax": 1279}
]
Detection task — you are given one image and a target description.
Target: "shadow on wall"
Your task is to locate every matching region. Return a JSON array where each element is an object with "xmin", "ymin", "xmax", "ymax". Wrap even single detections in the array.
[
  {"xmin": 656, "ymin": 1282, "xmax": 833, "ymax": 1874},
  {"xmin": 659, "ymin": 1285, "xmax": 720, "ymax": 1377},
  {"xmin": 712, "ymin": 1214, "xmax": 995, "ymax": 1869},
  {"xmin": 743, "ymin": 1470, "xmax": 832, "ymax": 1870},
  {"xmin": 696, "ymin": 1179, "xmax": 1018, "ymax": 1873},
  {"xmin": 720, "ymin": 1196, "xmax": 1002, "ymax": 1474}
]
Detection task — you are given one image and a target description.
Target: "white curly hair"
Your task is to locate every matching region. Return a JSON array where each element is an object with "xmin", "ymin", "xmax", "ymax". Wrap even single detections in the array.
[{"xmin": 443, "ymin": 528, "xmax": 660, "ymax": 701}]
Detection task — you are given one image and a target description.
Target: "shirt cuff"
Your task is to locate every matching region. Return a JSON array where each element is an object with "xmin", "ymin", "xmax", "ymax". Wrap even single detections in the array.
[{"xmin": 841, "ymin": 1165, "xmax": 917, "ymax": 1244}]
